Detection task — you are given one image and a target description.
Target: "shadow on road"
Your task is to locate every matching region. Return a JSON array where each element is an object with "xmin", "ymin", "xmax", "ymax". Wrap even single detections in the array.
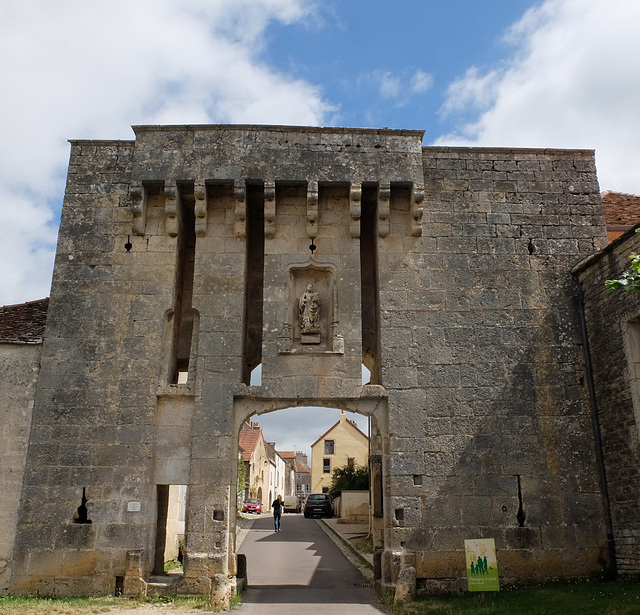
[{"xmin": 237, "ymin": 515, "xmax": 385, "ymax": 613}]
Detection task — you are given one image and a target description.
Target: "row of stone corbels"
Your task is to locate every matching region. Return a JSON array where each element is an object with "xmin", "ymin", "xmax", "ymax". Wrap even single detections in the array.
[
  {"xmin": 130, "ymin": 179, "xmax": 424, "ymax": 239},
  {"xmin": 130, "ymin": 179, "xmax": 208, "ymax": 238},
  {"xmin": 348, "ymin": 181, "xmax": 424, "ymax": 238}
]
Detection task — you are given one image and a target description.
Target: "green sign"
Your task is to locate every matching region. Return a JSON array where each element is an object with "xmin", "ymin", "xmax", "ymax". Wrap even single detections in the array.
[{"xmin": 464, "ymin": 538, "xmax": 499, "ymax": 592}]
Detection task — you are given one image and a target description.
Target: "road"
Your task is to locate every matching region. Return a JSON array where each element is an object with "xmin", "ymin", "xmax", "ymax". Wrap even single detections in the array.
[{"xmin": 236, "ymin": 513, "xmax": 387, "ymax": 614}]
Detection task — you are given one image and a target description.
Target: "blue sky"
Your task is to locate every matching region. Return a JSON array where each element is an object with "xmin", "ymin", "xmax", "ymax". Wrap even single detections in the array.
[
  {"xmin": 2, "ymin": 0, "xmax": 640, "ymax": 457},
  {"xmin": 262, "ymin": 1, "xmax": 537, "ymax": 133}
]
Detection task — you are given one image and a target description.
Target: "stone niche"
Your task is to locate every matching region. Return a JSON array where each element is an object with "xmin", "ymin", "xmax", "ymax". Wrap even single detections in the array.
[{"xmin": 278, "ymin": 263, "xmax": 343, "ymax": 354}]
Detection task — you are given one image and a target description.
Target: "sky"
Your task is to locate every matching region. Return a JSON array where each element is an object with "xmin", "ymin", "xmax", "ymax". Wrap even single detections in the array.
[{"xmin": 2, "ymin": 0, "xmax": 640, "ymax": 459}]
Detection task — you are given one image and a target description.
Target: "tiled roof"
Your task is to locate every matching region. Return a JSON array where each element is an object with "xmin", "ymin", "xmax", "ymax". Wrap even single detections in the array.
[
  {"xmin": 0, "ymin": 298, "xmax": 49, "ymax": 343},
  {"xmin": 238, "ymin": 426, "xmax": 263, "ymax": 462},
  {"xmin": 294, "ymin": 461, "xmax": 310, "ymax": 473},
  {"xmin": 602, "ymin": 191, "xmax": 640, "ymax": 228}
]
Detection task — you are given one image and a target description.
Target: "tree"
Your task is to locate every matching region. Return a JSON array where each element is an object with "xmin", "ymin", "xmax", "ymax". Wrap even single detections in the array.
[
  {"xmin": 605, "ymin": 230, "xmax": 640, "ymax": 295},
  {"xmin": 328, "ymin": 463, "xmax": 370, "ymax": 500}
]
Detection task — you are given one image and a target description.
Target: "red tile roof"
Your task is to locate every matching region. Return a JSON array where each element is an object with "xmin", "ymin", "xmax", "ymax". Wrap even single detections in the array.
[
  {"xmin": 602, "ymin": 191, "xmax": 640, "ymax": 228},
  {"xmin": 238, "ymin": 425, "xmax": 263, "ymax": 462},
  {"xmin": 0, "ymin": 298, "xmax": 49, "ymax": 343}
]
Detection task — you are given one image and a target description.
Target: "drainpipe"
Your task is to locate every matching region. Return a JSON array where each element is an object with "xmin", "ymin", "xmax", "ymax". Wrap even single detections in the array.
[{"xmin": 575, "ymin": 289, "xmax": 617, "ymax": 577}]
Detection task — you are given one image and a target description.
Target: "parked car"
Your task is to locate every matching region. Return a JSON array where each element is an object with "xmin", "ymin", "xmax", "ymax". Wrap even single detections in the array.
[
  {"xmin": 283, "ymin": 495, "xmax": 301, "ymax": 513},
  {"xmin": 242, "ymin": 498, "xmax": 262, "ymax": 514},
  {"xmin": 303, "ymin": 493, "xmax": 333, "ymax": 518}
]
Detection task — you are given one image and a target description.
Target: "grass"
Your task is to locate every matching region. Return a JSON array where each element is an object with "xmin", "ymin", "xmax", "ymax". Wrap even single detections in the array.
[
  {"xmin": 354, "ymin": 534, "xmax": 374, "ymax": 554},
  {"xmin": 0, "ymin": 596, "xmax": 126, "ymax": 614},
  {"xmin": 4, "ymin": 580, "xmax": 640, "ymax": 614},
  {"xmin": 383, "ymin": 579, "xmax": 640, "ymax": 615},
  {"xmin": 163, "ymin": 559, "xmax": 183, "ymax": 574},
  {"xmin": 0, "ymin": 594, "xmax": 222, "ymax": 614}
]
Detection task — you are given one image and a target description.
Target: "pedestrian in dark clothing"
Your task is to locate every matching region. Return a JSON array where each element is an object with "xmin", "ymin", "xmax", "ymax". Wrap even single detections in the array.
[{"xmin": 272, "ymin": 496, "xmax": 284, "ymax": 531}]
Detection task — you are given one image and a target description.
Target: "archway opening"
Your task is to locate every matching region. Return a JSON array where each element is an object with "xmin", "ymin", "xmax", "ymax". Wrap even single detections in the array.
[{"xmin": 234, "ymin": 403, "xmax": 384, "ymax": 578}]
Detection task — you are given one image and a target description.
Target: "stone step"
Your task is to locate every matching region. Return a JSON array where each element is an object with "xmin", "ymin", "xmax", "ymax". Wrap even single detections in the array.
[{"xmin": 147, "ymin": 574, "xmax": 182, "ymax": 597}]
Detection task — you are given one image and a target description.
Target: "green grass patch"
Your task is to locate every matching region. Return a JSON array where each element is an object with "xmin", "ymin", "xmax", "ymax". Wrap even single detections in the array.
[
  {"xmin": 0, "ymin": 596, "xmax": 126, "ymax": 614},
  {"xmin": 163, "ymin": 559, "xmax": 183, "ymax": 574},
  {"xmin": 354, "ymin": 534, "xmax": 374, "ymax": 554},
  {"xmin": 0, "ymin": 594, "xmax": 224, "ymax": 614},
  {"xmin": 384, "ymin": 579, "xmax": 640, "ymax": 615}
]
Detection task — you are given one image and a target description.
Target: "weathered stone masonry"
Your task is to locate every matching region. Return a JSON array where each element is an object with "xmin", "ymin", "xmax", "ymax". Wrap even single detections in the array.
[
  {"xmin": 574, "ymin": 226, "xmax": 640, "ymax": 575},
  {"xmin": 6, "ymin": 125, "xmax": 622, "ymax": 602},
  {"xmin": 0, "ymin": 299, "xmax": 48, "ymax": 593}
]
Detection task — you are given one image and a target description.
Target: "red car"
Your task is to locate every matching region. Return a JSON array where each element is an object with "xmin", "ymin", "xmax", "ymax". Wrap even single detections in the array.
[{"xmin": 242, "ymin": 498, "xmax": 262, "ymax": 514}]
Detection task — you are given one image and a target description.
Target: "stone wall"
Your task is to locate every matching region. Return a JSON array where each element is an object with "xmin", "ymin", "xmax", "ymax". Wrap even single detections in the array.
[
  {"xmin": 0, "ymin": 342, "xmax": 41, "ymax": 593},
  {"xmin": 382, "ymin": 147, "xmax": 610, "ymax": 590},
  {"xmin": 574, "ymin": 226, "xmax": 640, "ymax": 575},
  {"xmin": 10, "ymin": 140, "xmax": 162, "ymax": 596}
]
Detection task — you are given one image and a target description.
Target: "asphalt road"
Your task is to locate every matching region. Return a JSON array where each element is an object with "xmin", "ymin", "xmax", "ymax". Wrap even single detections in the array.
[{"xmin": 236, "ymin": 513, "xmax": 387, "ymax": 614}]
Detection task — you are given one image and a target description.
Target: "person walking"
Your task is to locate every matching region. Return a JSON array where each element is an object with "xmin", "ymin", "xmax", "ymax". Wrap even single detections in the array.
[{"xmin": 272, "ymin": 495, "xmax": 284, "ymax": 532}]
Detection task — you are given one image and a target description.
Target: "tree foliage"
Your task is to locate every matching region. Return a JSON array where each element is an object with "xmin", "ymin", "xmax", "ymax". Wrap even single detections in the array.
[
  {"xmin": 328, "ymin": 463, "xmax": 369, "ymax": 500},
  {"xmin": 605, "ymin": 254, "xmax": 640, "ymax": 295},
  {"xmin": 605, "ymin": 230, "xmax": 640, "ymax": 296}
]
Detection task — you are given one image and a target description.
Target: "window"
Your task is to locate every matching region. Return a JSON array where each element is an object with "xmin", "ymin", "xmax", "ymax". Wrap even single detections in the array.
[
  {"xmin": 347, "ymin": 457, "xmax": 355, "ymax": 467},
  {"xmin": 322, "ymin": 487, "xmax": 329, "ymax": 493},
  {"xmin": 324, "ymin": 440, "xmax": 335, "ymax": 455},
  {"xmin": 323, "ymin": 458, "xmax": 331, "ymax": 474}
]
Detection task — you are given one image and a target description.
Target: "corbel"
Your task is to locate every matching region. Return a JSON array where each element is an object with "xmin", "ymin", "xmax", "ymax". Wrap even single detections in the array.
[
  {"xmin": 194, "ymin": 180, "xmax": 207, "ymax": 237},
  {"xmin": 234, "ymin": 179, "xmax": 246, "ymax": 238},
  {"xmin": 264, "ymin": 181, "xmax": 276, "ymax": 239},
  {"xmin": 307, "ymin": 180, "xmax": 318, "ymax": 239},
  {"xmin": 349, "ymin": 182, "xmax": 362, "ymax": 239},
  {"xmin": 411, "ymin": 183, "xmax": 424, "ymax": 237},
  {"xmin": 377, "ymin": 182, "xmax": 391, "ymax": 238},
  {"xmin": 164, "ymin": 181, "xmax": 178, "ymax": 237},
  {"xmin": 130, "ymin": 181, "xmax": 146, "ymax": 236}
]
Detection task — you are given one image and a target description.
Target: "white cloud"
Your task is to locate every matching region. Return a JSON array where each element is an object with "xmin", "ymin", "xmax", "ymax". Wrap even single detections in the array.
[
  {"xmin": 377, "ymin": 72, "xmax": 402, "ymax": 99},
  {"xmin": 0, "ymin": 0, "xmax": 331, "ymax": 305},
  {"xmin": 368, "ymin": 68, "xmax": 433, "ymax": 104},
  {"xmin": 410, "ymin": 69, "xmax": 434, "ymax": 95},
  {"xmin": 439, "ymin": 66, "xmax": 501, "ymax": 117},
  {"xmin": 436, "ymin": 0, "xmax": 640, "ymax": 194}
]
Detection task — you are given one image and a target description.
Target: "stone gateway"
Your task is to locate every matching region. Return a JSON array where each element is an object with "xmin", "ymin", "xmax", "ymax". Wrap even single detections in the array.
[{"xmin": 3, "ymin": 124, "xmax": 638, "ymax": 605}]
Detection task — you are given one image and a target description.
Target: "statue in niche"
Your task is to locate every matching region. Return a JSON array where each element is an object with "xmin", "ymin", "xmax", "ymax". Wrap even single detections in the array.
[{"xmin": 299, "ymin": 283, "xmax": 320, "ymax": 334}]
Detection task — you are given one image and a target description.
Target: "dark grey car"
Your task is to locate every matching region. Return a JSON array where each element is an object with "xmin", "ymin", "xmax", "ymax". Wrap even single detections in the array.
[{"xmin": 303, "ymin": 493, "xmax": 333, "ymax": 518}]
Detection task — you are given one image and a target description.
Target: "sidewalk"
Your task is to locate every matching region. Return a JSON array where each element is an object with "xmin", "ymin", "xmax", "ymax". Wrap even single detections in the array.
[
  {"xmin": 319, "ymin": 517, "xmax": 374, "ymax": 582},
  {"xmin": 236, "ymin": 514, "xmax": 256, "ymax": 549}
]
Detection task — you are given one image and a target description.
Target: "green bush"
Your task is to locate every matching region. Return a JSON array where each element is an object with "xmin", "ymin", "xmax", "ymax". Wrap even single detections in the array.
[{"xmin": 328, "ymin": 463, "xmax": 369, "ymax": 499}]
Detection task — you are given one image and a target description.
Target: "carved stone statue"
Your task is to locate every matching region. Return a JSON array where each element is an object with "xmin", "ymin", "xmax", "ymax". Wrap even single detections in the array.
[{"xmin": 299, "ymin": 283, "xmax": 320, "ymax": 334}]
